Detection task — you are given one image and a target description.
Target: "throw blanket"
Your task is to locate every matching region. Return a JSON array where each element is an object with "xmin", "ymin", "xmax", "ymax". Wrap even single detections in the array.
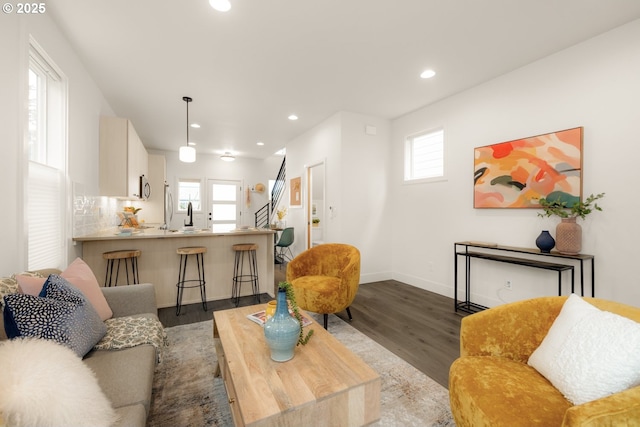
[{"xmin": 93, "ymin": 316, "xmax": 168, "ymax": 363}]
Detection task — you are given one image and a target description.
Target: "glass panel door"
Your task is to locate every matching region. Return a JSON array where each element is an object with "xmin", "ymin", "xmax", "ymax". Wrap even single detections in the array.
[{"xmin": 207, "ymin": 179, "xmax": 241, "ymax": 232}]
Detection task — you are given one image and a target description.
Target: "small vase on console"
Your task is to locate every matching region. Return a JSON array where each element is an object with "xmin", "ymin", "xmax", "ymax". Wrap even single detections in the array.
[
  {"xmin": 535, "ymin": 230, "xmax": 555, "ymax": 253},
  {"xmin": 264, "ymin": 288, "xmax": 300, "ymax": 362}
]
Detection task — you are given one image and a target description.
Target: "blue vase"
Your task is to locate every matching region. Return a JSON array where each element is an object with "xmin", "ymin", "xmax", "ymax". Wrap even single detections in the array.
[
  {"xmin": 535, "ymin": 230, "xmax": 555, "ymax": 253},
  {"xmin": 264, "ymin": 288, "xmax": 300, "ymax": 362}
]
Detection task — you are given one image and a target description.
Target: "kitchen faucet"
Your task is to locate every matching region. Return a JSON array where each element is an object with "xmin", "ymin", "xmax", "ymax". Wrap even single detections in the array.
[{"xmin": 185, "ymin": 202, "xmax": 193, "ymax": 227}]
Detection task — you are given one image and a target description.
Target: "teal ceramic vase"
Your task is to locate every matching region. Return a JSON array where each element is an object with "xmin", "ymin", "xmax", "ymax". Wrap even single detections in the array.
[{"xmin": 264, "ymin": 288, "xmax": 300, "ymax": 362}]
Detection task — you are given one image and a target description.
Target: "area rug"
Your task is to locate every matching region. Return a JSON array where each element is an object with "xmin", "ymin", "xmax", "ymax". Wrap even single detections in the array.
[{"xmin": 147, "ymin": 314, "xmax": 455, "ymax": 427}]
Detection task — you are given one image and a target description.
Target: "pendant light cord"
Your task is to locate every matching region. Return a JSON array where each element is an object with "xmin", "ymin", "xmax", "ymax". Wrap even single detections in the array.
[{"xmin": 183, "ymin": 96, "xmax": 192, "ymax": 148}]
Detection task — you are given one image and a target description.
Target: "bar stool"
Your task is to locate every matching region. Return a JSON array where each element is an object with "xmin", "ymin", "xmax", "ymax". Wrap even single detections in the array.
[
  {"xmin": 176, "ymin": 246, "xmax": 207, "ymax": 316},
  {"xmin": 103, "ymin": 249, "xmax": 141, "ymax": 287},
  {"xmin": 232, "ymin": 243, "xmax": 260, "ymax": 307}
]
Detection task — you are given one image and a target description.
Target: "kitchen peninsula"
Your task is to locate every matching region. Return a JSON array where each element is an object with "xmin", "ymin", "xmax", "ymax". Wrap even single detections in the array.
[{"xmin": 73, "ymin": 228, "xmax": 276, "ymax": 308}]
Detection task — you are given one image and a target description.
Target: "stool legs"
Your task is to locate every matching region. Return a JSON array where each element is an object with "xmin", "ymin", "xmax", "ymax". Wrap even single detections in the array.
[
  {"xmin": 105, "ymin": 258, "xmax": 139, "ymax": 287},
  {"xmin": 176, "ymin": 252, "xmax": 207, "ymax": 316},
  {"xmin": 232, "ymin": 249, "xmax": 260, "ymax": 307}
]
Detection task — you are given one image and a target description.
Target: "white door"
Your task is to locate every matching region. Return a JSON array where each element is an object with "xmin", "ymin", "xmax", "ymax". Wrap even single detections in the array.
[{"xmin": 207, "ymin": 179, "xmax": 241, "ymax": 232}]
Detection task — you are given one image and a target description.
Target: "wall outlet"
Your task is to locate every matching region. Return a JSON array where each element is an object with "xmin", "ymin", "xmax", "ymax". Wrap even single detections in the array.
[{"xmin": 504, "ymin": 280, "xmax": 513, "ymax": 290}]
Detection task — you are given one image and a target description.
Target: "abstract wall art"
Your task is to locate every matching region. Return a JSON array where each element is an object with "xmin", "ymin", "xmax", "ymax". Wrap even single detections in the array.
[{"xmin": 474, "ymin": 127, "xmax": 583, "ymax": 208}]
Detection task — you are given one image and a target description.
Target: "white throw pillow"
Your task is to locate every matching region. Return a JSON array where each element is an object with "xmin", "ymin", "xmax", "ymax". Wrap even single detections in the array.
[
  {"xmin": 0, "ymin": 338, "xmax": 117, "ymax": 427},
  {"xmin": 528, "ymin": 294, "xmax": 640, "ymax": 405}
]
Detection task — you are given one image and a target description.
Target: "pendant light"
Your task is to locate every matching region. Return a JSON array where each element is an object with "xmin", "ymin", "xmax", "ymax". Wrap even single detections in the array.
[
  {"xmin": 179, "ymin": 96, "xmax": 196, "ymax": 163},
  {"xmin": 220, "ymin": 152, "xmax": 235, "ymax": 162}
]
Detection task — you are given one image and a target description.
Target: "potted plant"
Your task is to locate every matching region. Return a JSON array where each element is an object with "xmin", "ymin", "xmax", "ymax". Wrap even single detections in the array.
[
  {"xmin": 312, "ymin": 218, "xmax": 320, "ymax": 227},
  {"xmin": 263, "ymin": 282, "xmax": 313, "ymax": 362},
  {"xmin": 536, "ymin": 192, "xmax": 605, "ymax": 254}
]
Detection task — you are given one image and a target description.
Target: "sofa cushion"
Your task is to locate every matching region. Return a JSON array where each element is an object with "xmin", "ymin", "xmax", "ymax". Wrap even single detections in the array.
[
  {"xmin": 3, "ymin": 275, "xmax": 107, "ymax": 357},
  {"xmin": 0, "ymin": 338, "xmax": 117, "ymax": 427},
  {"xmin": 449, "ymin": 355, "xmax": 571, "ymax": 427},
  {"xmin": 17, "ymin": 258, "xmax": 113, "ymax": 321},
  {"xmin": 528, "ymin": 294, "xmax": 640, "ymax": 405},
  {"xmin": 83, "ymin": 344, "xmax": 156, "ymax": 413}
]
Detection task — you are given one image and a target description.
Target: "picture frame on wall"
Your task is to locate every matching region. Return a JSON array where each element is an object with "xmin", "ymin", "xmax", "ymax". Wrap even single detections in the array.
[
  {"xmin": 474, "ymin": 127, "xmax": 583, "ymax": 208},
  {"xmin": 289, "ymin": 176, "xmax": 302, "ymax": 207}
]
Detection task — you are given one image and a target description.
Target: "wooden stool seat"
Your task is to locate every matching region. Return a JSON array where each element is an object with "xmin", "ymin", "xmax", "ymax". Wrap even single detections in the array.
[
  {"xmin": 177, "ymin": 247, "xmax": 207, "ymax": 256},
  {"xmin": 232, "ymin": 243, "xmax": 260, "ymax": 307},
  {"xmin": 102, "ymin": 249, "xmax": 141, "ymax": 286},
  {"xmin": 233, "ymin": 243, "xmax": 258, "ymax": 252},
  {"xmin": 175, "ymin": 246, "xmax": 207, "ymax": 316}
]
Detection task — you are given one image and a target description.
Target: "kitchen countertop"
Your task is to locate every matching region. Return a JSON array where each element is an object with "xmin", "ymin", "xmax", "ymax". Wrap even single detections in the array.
[{"xmin": 73, "ymin": 227, "xmax": 276, "ymax": 242}]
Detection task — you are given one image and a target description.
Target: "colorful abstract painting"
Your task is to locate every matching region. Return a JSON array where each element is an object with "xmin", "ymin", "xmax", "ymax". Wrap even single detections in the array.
[{"xmin": 474, "ymin": 127, "xmax": 583, "ymax": 208}]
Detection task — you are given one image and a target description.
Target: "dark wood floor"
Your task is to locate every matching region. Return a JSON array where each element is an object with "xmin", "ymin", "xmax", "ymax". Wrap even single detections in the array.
[{"xmin": 158, "ymin": 264, "xmax": 462, "ymax": 389}]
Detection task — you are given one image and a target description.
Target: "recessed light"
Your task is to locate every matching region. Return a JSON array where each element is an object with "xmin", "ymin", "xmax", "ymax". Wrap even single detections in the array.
[
  {"xmin": 420, "ymin": 69, "xmax": 436, "ymax": 79},
  {"xmin": 209, "ymin": 0, "xmax": 231, "ymax": 12},
  {"xmin": 190, "ymin": 123, "xmax": 201, "ymax": 128},
  {"xmin": 188, "ymin": 142, "xmax": 196, "ymax": 146},
  {"xmin": 257, "ymin": 141, "xmax": 264, "ymax": 146},
  {"xmin": 288, "ymin": 115, "xmax": 298, "ymax": 121}
]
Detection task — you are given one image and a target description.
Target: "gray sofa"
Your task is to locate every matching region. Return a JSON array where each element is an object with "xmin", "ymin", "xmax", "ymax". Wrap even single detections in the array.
[
  {"xmin": 1, "ymin": 270, "xmax": 160, "ymax": 427},
  {"xmin": 85, "ymin": 283, "xmax": 159, "ymax": 427}
]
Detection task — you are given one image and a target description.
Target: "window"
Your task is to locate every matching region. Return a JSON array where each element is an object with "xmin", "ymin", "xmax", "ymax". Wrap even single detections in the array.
[
  {"xmin": 178, "ymin": 179, "xmax": 202, "ymax": 211},
  {"xmin": 27, "ymin": 39, "xmax": 67, "ymax": 270},
  {"xmin": 404, "ymin": 128, "xmax": 444, "ymax": 182}
]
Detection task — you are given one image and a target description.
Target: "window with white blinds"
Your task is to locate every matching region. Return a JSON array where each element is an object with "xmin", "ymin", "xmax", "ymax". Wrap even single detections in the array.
[
  {"xmin": 404, "ymin": 128, "xmax": 445, "ymax": 182},
  {"xmin": 27, "ymin": 39, "xmax": 67, "ymax": 270}
]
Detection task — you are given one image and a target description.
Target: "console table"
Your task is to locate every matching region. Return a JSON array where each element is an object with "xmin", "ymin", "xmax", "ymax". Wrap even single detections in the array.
[{"xmin": 454, "ymin": 242, "xmax": 595, "ymax": 314}]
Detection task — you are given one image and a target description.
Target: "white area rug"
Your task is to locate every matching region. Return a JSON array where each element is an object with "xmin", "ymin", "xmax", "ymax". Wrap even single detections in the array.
[{"xmin": 148, "ymin": 314, "xmax": 454, "ymax": 426}]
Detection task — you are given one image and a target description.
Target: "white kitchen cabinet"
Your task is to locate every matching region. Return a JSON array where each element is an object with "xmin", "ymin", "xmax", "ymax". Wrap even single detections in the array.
[{"xmin": 99, "ymin": 116, "xmax": 148, "ymax": 199}]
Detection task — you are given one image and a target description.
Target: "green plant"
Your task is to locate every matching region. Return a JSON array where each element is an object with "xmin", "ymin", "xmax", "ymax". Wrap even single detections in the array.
[
  {"xmin": 278, "ymin": 281, "xmax": 314, "ymax": 345},
  {"xmin": 537, "ymin": 192, "xmax": 605, "ymax": 220},
  {"xmin": 312, "ymin": 218, "xmax": 320, "ymax": 224}
]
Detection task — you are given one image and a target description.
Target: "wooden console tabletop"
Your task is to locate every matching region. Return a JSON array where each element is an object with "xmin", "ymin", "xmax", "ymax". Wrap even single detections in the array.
[{"xmin": 213, "ymin": 304, "xmax": 381, "ymax": 427}]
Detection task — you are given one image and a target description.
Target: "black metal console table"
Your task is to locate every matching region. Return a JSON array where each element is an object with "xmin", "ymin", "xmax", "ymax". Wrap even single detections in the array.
[{"xmin": 454, "ymin": 241, "xmax": 595, "ymax": 314}]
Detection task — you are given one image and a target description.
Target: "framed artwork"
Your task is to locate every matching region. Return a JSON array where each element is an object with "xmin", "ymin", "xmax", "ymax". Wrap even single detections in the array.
[
  {"xmin": 474, "ymin": 127, "xmax": 583, "ymax": 208},
  {"xmin": 289, "ymin": 176, "xmax": 302, "ymax": 207}
]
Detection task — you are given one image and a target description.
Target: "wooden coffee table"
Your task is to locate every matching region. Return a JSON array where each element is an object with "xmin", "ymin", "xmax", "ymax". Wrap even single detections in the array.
[{"xmin": 213, "ymin": 304, "xmax": 381, "ymax": 427}]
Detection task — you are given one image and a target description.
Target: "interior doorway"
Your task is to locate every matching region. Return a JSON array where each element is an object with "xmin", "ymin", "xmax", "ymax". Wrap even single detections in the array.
[{"xmin": 306, "ymin": 161, "xmax": 325, "ymax": 249}]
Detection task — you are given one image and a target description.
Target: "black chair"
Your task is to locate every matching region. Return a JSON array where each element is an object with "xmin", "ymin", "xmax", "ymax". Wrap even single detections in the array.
[{"xmin": 275, "ymin": 227, "xmax": 294, "ymax": 263}]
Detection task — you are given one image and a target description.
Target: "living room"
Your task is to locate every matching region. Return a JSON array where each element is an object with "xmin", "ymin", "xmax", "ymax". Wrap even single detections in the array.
[
  {"xmin": 2, "ymin": 2, "xmax": 640, "ymax": 426},
  {"xmin": 2, "ymin": 4, "xmax": 640, "ymax": 308}
]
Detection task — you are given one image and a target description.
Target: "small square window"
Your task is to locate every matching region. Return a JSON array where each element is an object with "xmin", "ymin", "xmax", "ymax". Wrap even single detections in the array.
[
  {"xmin": 178, "ymin": 179, "xmax": 201, "ymax": 211},
  {"xmin": 404, "ymin": 128, "xmax": 444, "ymax": 182}
]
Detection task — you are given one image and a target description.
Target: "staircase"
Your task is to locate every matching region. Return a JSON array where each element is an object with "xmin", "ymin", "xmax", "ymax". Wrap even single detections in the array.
[{"xmin": 255, "ymin": 156, "xmax": 286, "ymax": 228}]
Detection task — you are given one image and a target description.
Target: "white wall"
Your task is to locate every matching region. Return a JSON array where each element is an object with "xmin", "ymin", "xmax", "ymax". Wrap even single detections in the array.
[
  {"xmin": 390, "ymin": 19, "xmax": 640, "ymax": 307},
  {"xmin": 0, "ymin": 14, "xmax": 112, "ymax": 275},
  {"xmin": 160, "ymin": 150, "xmax": 274, "ymax": 230},
  {"xmin": 286, "ymin": 112, "xmax": 392, "ymax": 283}
]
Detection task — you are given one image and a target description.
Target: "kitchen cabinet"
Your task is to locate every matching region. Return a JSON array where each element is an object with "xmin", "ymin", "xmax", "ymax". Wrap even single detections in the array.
[{"xmin": 99, "ymin": 116, "xmax": 148, "ymax": 199}]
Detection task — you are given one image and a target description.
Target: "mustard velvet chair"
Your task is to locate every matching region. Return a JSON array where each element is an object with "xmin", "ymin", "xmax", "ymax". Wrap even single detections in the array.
[
  {"xmin": 286, "ymin": 243, "xmax": 360, "ymax": 329},
  {"xmin": 449, "ymin": 296, "xmax": 640, "ymax": 427}
]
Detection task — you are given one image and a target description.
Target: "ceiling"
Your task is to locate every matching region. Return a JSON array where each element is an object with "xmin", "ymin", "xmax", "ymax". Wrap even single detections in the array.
[{"xmin": 48, "ymin": 1, "xmax": 640, "ymax": 160}]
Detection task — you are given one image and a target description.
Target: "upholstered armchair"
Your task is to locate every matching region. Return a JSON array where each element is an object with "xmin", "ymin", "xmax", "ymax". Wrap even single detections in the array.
[
  {"xmin": 286, "ymin": 243, "xmax": 360, "ymax": 329},
  {"xmin": 449, "ymin": 296, "xmax": 640, "ymax": 427}
]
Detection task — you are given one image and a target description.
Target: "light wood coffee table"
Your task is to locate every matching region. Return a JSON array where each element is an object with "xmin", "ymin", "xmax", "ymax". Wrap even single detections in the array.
[{"xmin": 213, "ymin": 304, "xmax": 381, "ymax": 427}]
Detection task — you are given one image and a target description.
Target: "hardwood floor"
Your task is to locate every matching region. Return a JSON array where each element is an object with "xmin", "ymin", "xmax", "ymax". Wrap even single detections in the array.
[{"xmin": 158, "ymin": 264, "xmax": 463, "ymax": 389}]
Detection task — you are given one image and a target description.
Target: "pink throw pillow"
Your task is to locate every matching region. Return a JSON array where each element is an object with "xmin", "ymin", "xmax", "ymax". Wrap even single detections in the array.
[
  {"xmin": 16, "ymin": 275, "xmax": 46, "ymax": 295},
  {"xmin": 16, "ymin": 258, "xmax": 113, "ymax": 321},
  {"xmin": 60, "ymin": 258, "xmax": 113, "ymax": 321}
]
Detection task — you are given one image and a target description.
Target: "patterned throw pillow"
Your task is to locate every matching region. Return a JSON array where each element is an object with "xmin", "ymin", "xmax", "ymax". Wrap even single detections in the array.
[{"xmin": 3, "ymin": 275, "xmax": 107, "ymax": 357}]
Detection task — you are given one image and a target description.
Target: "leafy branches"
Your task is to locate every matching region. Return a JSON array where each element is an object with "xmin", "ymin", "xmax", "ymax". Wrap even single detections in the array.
[{"xmin": 537, "ymin": 193, "xmax": 605, "ymax": 220}]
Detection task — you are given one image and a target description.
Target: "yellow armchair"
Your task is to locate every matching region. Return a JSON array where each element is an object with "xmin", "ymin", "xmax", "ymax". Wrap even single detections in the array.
[
  {"xmin": 286, "ymin": 243, "xmax": 360, "ymax": 329},
  {"xmin": 449, "ymin": 296, "xmax": 640, "ymax": 427}
]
